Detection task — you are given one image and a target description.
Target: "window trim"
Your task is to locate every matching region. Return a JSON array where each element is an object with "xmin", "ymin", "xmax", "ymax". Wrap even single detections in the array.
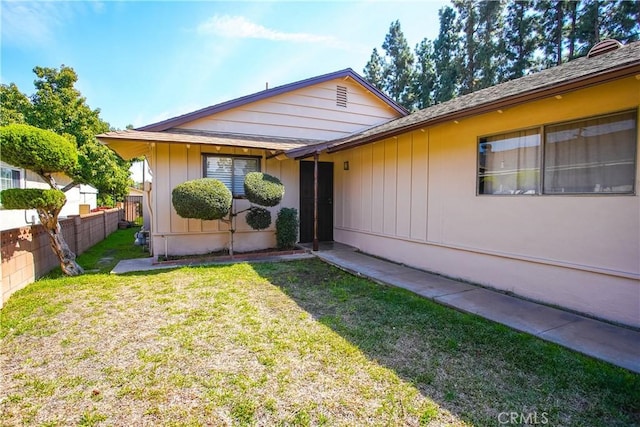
[
  {"xmin": 477, "ymin": 109, "xmax": 638, "ymax": 196},
  {"xmin": 202, "ymin": 154, "xmax": 262, "ymax": 198}
]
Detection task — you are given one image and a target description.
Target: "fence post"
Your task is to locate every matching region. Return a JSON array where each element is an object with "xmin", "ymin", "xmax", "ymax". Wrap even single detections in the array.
[
  {"xmin": 74, "ymin": 215, "xmax": 82, "ymax": 254},
  {"xmin": 103, "ymin": 210, "xmax": 107, "ymax": 240}
]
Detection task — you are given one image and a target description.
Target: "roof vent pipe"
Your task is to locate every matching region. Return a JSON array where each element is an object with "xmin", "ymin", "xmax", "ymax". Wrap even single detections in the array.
[{"xmin": 587, "ymin": 39, "xmax": 623, "ymax": 58}]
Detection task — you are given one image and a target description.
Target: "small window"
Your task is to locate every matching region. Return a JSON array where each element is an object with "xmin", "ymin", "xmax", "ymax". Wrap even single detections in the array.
[
  {"xmin": 203, "ymin": 155, "xmax": 260, "ymax": 197},
  {"xmin": 478, "ymin": 129, "xmax": 541, "ymax": 195},
  {"xmin": 0, "ymin": 167, "xmax": 21, "ymax": 191},
  {"xmin": 544, "ymin": 111, "xmax": 636, "ymax": 194}
]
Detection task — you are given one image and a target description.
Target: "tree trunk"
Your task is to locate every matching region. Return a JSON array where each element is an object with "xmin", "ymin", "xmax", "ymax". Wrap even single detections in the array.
[{"xmin": 37, "ymin": 208, "xmax": 84, "ymax": 276}]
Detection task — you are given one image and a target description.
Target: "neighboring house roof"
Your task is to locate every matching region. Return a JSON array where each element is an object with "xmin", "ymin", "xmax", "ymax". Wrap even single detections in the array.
[
  {"xmin": 137, "ymin": 68, "xmax": 408, "ymax": 132},
  {"xmin": 288, "ymin": 40, "xmax": 640, "ymax": 158}
]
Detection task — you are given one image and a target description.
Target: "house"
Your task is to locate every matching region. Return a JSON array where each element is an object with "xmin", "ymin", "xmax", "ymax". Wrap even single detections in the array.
[
  {"xmin": 98, "ymin": 40, "xmax": 640, "ymax": 328},
  {"xmin": 1, "ymin": 160, "xmax": 98, "ymax": 231}
]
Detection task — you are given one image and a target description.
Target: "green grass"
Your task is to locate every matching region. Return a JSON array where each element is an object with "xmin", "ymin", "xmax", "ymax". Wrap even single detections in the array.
[{"xmin": 1, "ymin": 230, "xmax": 638, "ymax": 426}]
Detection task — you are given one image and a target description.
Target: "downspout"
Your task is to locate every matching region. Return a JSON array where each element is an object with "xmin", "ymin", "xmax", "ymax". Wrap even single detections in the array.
[{"xmin": 313, "ymin": 151, "xmax": 319, "ymax": 251}]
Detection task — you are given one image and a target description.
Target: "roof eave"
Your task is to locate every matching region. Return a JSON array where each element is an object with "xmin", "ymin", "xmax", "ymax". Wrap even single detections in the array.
[{"xmin": 327, "ymin": 62, "xmax": 640, "ymax": 154}]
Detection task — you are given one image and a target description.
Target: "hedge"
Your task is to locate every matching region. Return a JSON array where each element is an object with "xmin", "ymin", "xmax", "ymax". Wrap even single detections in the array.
[
  {"xmin": 0, "ymin": 124, "xmax": 78, "ymax": 175},
  {"xmin": 0, "ymin": 188, "xmax": 66, "ymax": 211},
  {"xmin": 172, "ymin": 178, "xmax": 232, "ymax": 220},
  {"xmin": 244, "ymin": 172, "xmax": 284, "ymax": 207},
  {"xmin": 245, "ymin": 207, "xmax": 272, "ymax": 230},
  {"xmin": 275, "ymin": 208, "xmax": 298, "ymax": 250}
]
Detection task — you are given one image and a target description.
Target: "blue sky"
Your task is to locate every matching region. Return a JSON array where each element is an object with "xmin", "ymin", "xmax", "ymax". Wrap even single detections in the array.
[{"xmin": 1, "ymin": 1, "xmax": 447, "ymax": 130}]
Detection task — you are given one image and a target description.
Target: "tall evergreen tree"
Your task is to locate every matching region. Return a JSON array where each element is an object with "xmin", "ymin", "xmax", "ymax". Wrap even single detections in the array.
[
  {"xmin": 575, "ymin": 0, "xmax": 602, "ymax": 55},
  {"xmin": 363, "ymin": 48, "xmax": 385, "ymax": 91},
  {"xmin": 413, "ymin": 38, "xmax": 436, "ymax": 110},
  {"xmin": 454, "ymin": 0, "xmax": 479, "ymax": 94},
  {"xmin": 535, "ymin": 0, "xmax": 568, "ymax": 67},
  {"xmin": 381, "ymin": 20, "xmax": 416, "ymax": 110},
  {"xmin": 606, "ymin": 0, "xmax": 640, "ymax": 43},
  {"xmin": 433, "ymin": 5, "xmax": 460, "ymax": 103},
  {"xmin": 503, "ymin": 0, "xmax": 538, "ymax": 79},
  {"xmin": 476, "ymin": 0, "xmax": 505, "ymax": 89}
]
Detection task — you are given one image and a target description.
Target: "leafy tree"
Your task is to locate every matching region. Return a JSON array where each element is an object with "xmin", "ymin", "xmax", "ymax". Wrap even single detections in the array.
[
  {"xmin": 413, "ymin": 38, "xmax": 436, "ymax": 109},
  {"xmin": 503, "ymin": 0, "xmax": 539, "ymax": 79},
  {"xmin": 433, "ymin": 5, "xmax": 460, "ymax": 103},
  {"xmin": 0, "ymin": 83, "xmax": 30, "ymax": 125},
  {"xmin": 381, "ymin": 20, "xmax": 416, "ymax": 110},
  {"xmin": 0, "ymin": 124, "xmax": 84, "ymax": 275},
  {"xmin": 1, "ymin": 65, "xmax": 132, "ymax": 201},
  {"xmin": 363, "ymin": 48, "xmax": 385, "ymax": 91}
]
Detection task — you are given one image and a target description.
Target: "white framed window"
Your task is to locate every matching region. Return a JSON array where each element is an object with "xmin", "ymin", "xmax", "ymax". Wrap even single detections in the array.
[
  {"xmin": 478, "ymin": 110, "xmax": 637, "ymax": 195},
  {"xmin": 0, "ymin": 167, "xmax": 21, "ymax": 191},
  {"xmin": 203, "ymin": 155, "xmax": 260, "ymax": 197}
]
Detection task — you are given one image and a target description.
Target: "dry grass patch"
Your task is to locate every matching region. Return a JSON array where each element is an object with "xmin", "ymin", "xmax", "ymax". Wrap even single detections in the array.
[{"xmin": 1, "ymin": 242, "xmax": 638, "ymax": 426}]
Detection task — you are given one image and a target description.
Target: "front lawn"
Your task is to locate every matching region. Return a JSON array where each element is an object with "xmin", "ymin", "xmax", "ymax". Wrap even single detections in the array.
[{"xmin": 1, "ymin": 231, "xmax": 638, "ymax": 425}]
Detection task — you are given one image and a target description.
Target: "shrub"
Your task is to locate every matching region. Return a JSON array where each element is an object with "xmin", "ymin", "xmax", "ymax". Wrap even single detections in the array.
[
  {"xmin": 244, "ymin": 172, "xmax": 284, "ymax": 207},
  {"xmin": 245, "ymin": 207, "xmax": 272, "ymax": 230},
  {"xmin": 0, "ymin": 124, "xmax": 78, "ymax": 175},
  {"xmin": 0, "ymin": 188, "xmax": 66, "ymax": 211},
  {"xmin": 275, "ymin": 208, "xmax": 298, "ymax": 250},
  {"xmin": 172, "ymin": 178, "xmax": 232, "ymax": 220}
]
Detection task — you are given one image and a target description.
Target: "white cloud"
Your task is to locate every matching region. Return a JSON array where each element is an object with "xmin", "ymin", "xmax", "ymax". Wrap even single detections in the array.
[
  {"xmin": 197, "ymin": 14, "xmax": 337, "ymax": 44},
  {"xmin": 1, "ymin": 1, "xmax": 71, "ymax": 47}
]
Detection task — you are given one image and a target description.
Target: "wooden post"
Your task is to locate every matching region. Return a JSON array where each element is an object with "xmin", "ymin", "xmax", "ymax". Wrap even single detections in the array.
[{"xmin": 313, "ymin": 152, "xmax": 319, "ymax": 251}]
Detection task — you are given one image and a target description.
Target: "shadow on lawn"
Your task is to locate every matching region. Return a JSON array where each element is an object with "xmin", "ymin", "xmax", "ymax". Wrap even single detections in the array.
[{"xmin": 250, "ymin": 259, "xmax": 640, "ymax": 427}]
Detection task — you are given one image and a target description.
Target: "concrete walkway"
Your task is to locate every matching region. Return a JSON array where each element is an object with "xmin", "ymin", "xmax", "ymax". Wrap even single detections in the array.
[
  {"xmin": 303, "ymin": 242, "xmax": 640, "ymax": 374},
  {"xmin": 112, "ymin": 244, "xmax": 640, "ymax": 373}
]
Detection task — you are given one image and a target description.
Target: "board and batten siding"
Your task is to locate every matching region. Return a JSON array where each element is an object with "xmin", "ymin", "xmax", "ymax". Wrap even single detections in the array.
[
  {"xmin": 149, "ymin": 142, "xmax": 300, "ymax": 257},
  {"xmin": 175, "ymin": 78, "xmax": 400, "ymax": 140},
  {"xmin": 331, "ymin": 76, "xmax": 640, "ymax": 328}
]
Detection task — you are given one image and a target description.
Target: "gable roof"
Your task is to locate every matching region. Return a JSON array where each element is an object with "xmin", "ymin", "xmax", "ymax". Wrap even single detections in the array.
[
  {"xmin": 137, "ymin": 68, "xmax": 408, "ymax": 132},
  {"xmin": 288, "ymin": 40, "xmax": 640, "ymax": 158}
]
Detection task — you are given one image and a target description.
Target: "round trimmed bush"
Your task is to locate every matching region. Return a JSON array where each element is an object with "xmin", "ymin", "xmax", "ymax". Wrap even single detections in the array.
[
  {"xmin": 0, "ymin": 124, "xmax": 78, "ymax": 175},
  {"xmin": 172, "ymin": 178, "xmax": 232, "ymax": 220},
  {"xmin": 244, "ymin": 172, "xmax": 284, "ymax": 207},
  {"xmin": 246, "ymin": 207, "xmax": 272, "ymax": 230},
  {"xmin": 0, "ymin": 188, "xmax": 66, "ymax": 211}
]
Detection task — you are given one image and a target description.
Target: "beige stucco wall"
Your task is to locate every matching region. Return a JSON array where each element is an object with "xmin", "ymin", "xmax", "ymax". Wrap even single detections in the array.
[
  {"xmin": 148, "ymin": 142, "xmax": 300, "ymax": 257},
  {"xmin": 331, "ymin": 76, "xmax": 640, "ymax": 327}
]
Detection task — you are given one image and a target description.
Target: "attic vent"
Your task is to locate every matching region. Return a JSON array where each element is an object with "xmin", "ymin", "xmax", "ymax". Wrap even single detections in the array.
[
  {"xmin": 336, "ymin": 85, "xmax": 347, "ymax": 108},
  {"xmin": 587, "ymin": 39, "xmax": 623, "ymax": 58}
]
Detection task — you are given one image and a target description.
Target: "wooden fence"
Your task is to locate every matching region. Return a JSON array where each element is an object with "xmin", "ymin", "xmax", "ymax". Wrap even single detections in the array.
[{"xmin": 1, "ymin": 208, "xmax": 122, "ymax": 307}]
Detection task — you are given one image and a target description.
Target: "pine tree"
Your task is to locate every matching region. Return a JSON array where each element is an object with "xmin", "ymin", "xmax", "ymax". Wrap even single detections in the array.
[
  {"xmin": 381, "ymin": 20, "xmax": 416, "ymax": 110},
  {"xmin": 413, "ymin": 38, "xmax": 436, "ymax": 110},
  {"xmin": 503, "ymin": 0, "xmax": 538, "ymax": 80},
  {"xmin": 606, "ymin": 0, "xmax": 640, "ymax": 43},
  {"xmin": 535, "ymin": 0, "xmax": 568, "ymax": 67},
  {"xmin": 476, "ymin": 0, "xmax": 505, "ymax": 89},
  {"xmin": 433, "ymin": 5, "xmax": 460, "ymax": 103},
  {"xmin": 363, "ymin": 48, "xmax": 385, "ymax": 91},
  {"xmin": 454, "ymin": 0, "xmax": 479, "ymax": 95}
]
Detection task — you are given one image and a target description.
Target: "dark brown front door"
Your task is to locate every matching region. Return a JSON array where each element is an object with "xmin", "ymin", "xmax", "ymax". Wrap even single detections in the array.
[{"xmin": 299, "ymin": 161, "xmax": 333, "ymax": 243}]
